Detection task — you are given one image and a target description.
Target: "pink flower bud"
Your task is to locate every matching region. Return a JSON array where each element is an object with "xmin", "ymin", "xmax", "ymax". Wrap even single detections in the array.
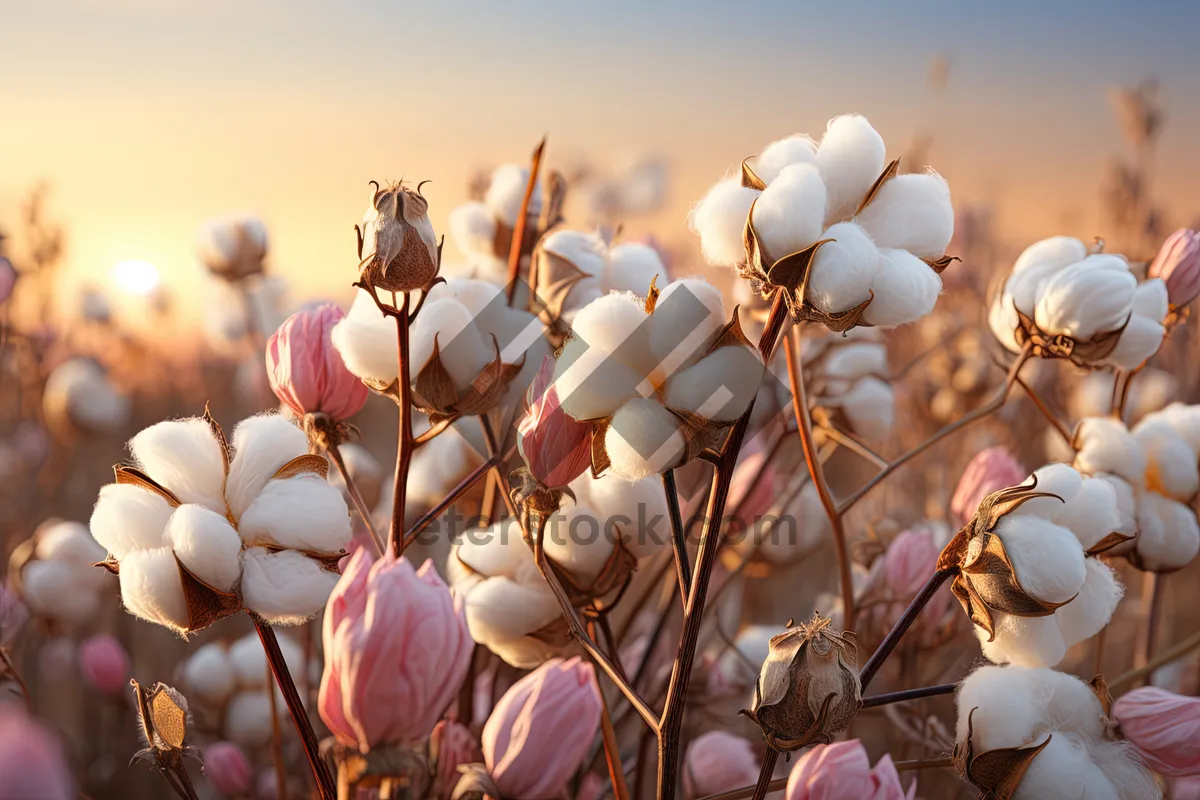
[
  {"xmin": 0, "ymin": 705, "xmax": 75, "ymax": 799},
  {"xmin": 684, "ymin": 731, "xmax": 760, "ymax": 799},
  {"xmin": 204, "ymin": 741, "xmax": 252, "ymax": 795},
  {"xmin": 950, "ymin": 447, "xmax": 1025, "ymax": 525},
  {"xmin": 0, "ymin": 582, "xmax": 27, "ymax": 648},
  {"xmin": 482, "ymin": 657, "xmax": 602, "ymax": 800},
  {"xmin": 786, "ymin": 740, "xmax": 913, "ymax": 800},
  {"xmin": 866, "ymin": 528, "xmax": 953, "ymax": 640},
  {"xmin": 319, "ymin": 551, "xmax": 473, "ymax": 752},
  {"xmin": 431, "ymin": 720, "xmax": 480, "ymax": 798},
  {"xmin": 518, "ymin": 356, "xmax": 594, "ymax": 487},
  {"xmin": 77, "ymin": 634, "xmax": 130, "ymax": 695},
  {"xmin": 0, "ymin": 257, "xmax": 16, "ymax": 305},
  {"xmin": 1113, "ymin": 687, "xmax": 1200, "ymax": 777},
  {"xmin": 1148, "ymin": 229, "xmax": 1200, "ymax": 308},
  {"xmin": 266, "ymin": 304, "xmax": 368, "ymax": 422}
]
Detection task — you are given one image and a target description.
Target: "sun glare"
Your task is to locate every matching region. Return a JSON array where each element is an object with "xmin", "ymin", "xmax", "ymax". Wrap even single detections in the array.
[{"xmin": 110, "ymin": 260, "xmax": 160, "ymax": 295}]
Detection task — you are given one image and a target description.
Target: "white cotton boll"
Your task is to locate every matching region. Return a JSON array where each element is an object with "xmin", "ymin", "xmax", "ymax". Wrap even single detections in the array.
[
  {"xmin": 955, "ymin": 665, "xmax": 1046, "ymax": 750},
  {"xmin": 1038, "ymin": 669, "xmax": 1109, "ymax": 740},
  {"xmin": 331, "ymin": 290, "xmax": 398, "ymax": 383},
  {"xmin": 1074, "ymin": 417, "xmax": 1145, "ymax": 484},
  {"xmin": 979, "ymin": 611, "xmax": 1067, "ymax": 668},
  {"xmin": 1097, "ymin": 474, "xmax": 1138, "ymax": 544},
  {"xmin": 1133, "ymin": 420, "xmax": 1200, "ymax": 501},
  {"xmin": 1051, "ymin": 477, "xmax": 1119, "ymax": 551},
  {"xmin": 225, "ymin": 414, "xmax": 307, "ymax": 519},
  {"xmin": 663, "ymin": 346, "xmax": 764, "ymax": 422},
  {"xmin": 689, "ymin": 178, "xmax": 759, "ymax": 268},
  {"xmin": 1132, "ymin": 279, "xmax": 1169, "ymax": 322},
  {"xmin": 485, "ymin": 164, "xmax": 543, "ymax": 227},
  {"xmin": 822, "ymin": 342, "xmax": 887, "ymax": 379},
  {"xmin": 1006, "ymin": 261, "xmax": 1063, "ymax": 317},
  {"xmin": 863, "ymin": 247, "xmax": 942, "ymax": 327},
  {"xmin": 183, "ymin": 643, "xmax": 236, "ymax": 703},
  {"xmin": 605, "ymin": 399, "xmax": 687, "ymax": 479},
  {"xmin": 1012, "ymin": 463, "xmax": 1083, "ymax": 520},
  {"xmin": 448, "ymin": 202, "xmax": 498, "ymax": 257},
  {"xmin": 604, "ymin": 243, "xmax": 665, "ymax": 295},
  {"xmin": 993, "ymin": 516, "xmax": 1086, "ymax": 605},
  {"xmin": 426, "ymin": 278, "xmax": 504, "ymax": 318},
  {"xmin": 649, "ymin": 278, "xmax": 727, "ymax": 374},
  {"xmin": 21, "ymin": 561, "xmax": 95, "ymax": 624},
  {"xmin": 454, "ymin": 521, "xmax": 529, "ymax": 579},
  {"xmin": 541, "ymin": 229, "xmax": 607, "ymax": 278},
  {"xmin": 410, "ymin": 298, "xmax": 492, "ymax": 394},
  {"xmin": 119, "ymin": 547, "xmax": 190, "ymax": 633},
  {"xmin": 240, "ymin": 548, "xmax": 339, "ymax": 625},
  {"xmin": 225, "ymin": 691, "xmax": 284, "ymax": 748},
  {"xmin": 815, "ymin": 115, "xmax": 886, "ymax": 223},
  {"xmin": 1106, "ymin": 313, "xmax": 1166, "ymax": 371},
  {"xmin": 229, "ymin": 631, "xmax": 304, "ymax": 688},
  {"xmin": 754, "ymin": 134, "xmax": 817, "ymax": 184},
  {"xmin": 755, "ymin": 483, "xmax": 829, "ymax": 564},
  {"xmin": 543, "ymin": 505, "xmax": 615, "ymax": 582},
  {"xmin": 1034, "ymin": 264, "xmax": 1135, "ymax": 340},
  {"xmin": 855, "ymin": 171, "xmax": 954, "ymax": 259},
  {"xmin": 750, "ymin": 163, "xmax": 827, "ymax": 260},
  {"xmin": 90, "ymin": 483, "xmax": 173, "ymax": 559},
  {"xmin": 1012, "ymin": 236, "xmax": 1089, "ymax": 275},
  {"xmin": 574, "ymin": 472, "xmax": 669, "ymax": 559},
  {"xmin": 1135, "ymin": 493, "xmax": 1200, "ymax": 572},
  {"xmin": 804, "ymin": 222, "xmax": 880, "ymax": 315},
  {"xmin": 1154, "ymin": 403, "xmax": 1200, "ymax": 456},
  {"xmin": 554, "ymin": 333, "xmax": 644, "ymax": 421},
  {"xmin": 569, "ymin": 292, "xmax": 654, "ymax": 356},
  {"xmin": 238, "ymin": 476, "xmax": 351, "ymax": 554},
  {"xmin": 36, "ymin": 521, "xmax": 106, "ymax": 566},
  {"xmin": 129, "ymin": 418, "xmax": 227, "ymax": 512},
  {"xmin": 1090, "ymin": 739, "xmax": 1163, "ymax": 800},
  {"xmin": 1016, "ymin": 735, "xmax": 1120, "ymax": 800},
  {"xmin": 988, "ymin": 292, "xmax": 1022, "ymax": 353},
  {"xmin": 1057, "ymin": 559, "xmax": 1122, "ymax": 652},
  {"xmin": 164, "ymin": 505, "xmax": 243, "ymax": 592},
  {"xmin": 463, "ymin": 577, "xmax": 560, "ymax": 643},
  {"xmin": 839, "ymin": 377, "xmax": 894, "ymax": 442}
]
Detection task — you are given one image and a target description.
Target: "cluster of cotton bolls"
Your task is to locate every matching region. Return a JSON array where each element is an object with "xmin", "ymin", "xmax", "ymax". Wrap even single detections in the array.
[
  {"xmin": 41, "ymin": 358, "xmax": 130, "ymax": 436},
  {"xmin": 1073, "ymin": 404, "xmax": 1200, "ymax": 572},
  {"xmin": 691, "ymin": 114, "xmax": 953, "ymax": 328},
  {"xmin": 447, "ymin": 164, "xmax": 544, "ymax": 283},
  {"xmin": 989, "ymin": 235, "xmax": 1169, "ymax": 370},
  {"xmin": 11, "ymin": 520, "xmax": 108, "ymax": 629},
  {"xmin": 801, "ymin": 327, "xmax": 895, "ymax": 442},
  {"xmin": 956, "ymin": 666, "xmax": 1159, "ymax": 799},
  {"xmin": 448, "ymin": 470, "xmax": 668, "ymax": 667}
]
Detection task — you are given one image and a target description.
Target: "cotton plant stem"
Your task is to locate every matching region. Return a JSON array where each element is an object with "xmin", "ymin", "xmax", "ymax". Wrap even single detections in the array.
[
  {"xmin": 265, "ymin": 658, "xmax": 289, "ymax": 800},
  {"xmin": 894, "ymin": 756, "xmax": 954, "ymax": 772},
  {"xmin": 750, "ymin": 748, "xmax": 780, "ymax": 800},
  {"xmin": 402, "ymin": 457, "xmax": 497, "ymax": 549},
  {"xmin": 480, "ymin": 415, "xmax": 521, "ymax": 521},
  {"xmin": 588, "ymin": 624, "xmax": 633, "ymax": 800},
  {"xmin": 1134, "ymin": 571, "xmax": 1166, "ymax": 676},
  {"xmin": 820, "ymin": 425, "xmax": 889, "ymax": 469},
  {"xmin": 861, "ymin": 682, "xmax": 958, "ymax": 709},
  {"xmin": 662, "ymin": 469, "xmax": 691, "ymax": 604},
  {"xmin": 785, "ymin": 327, "xmax": 855, "ymax": 630},
  {"xmin": 252, "ymin": 615, "xmax": 336, "ymax": 800},
  {"xmin": 505, "ymin": 137, "xmax": 546, "ymax": 306},
  {"xmin": 385, "ymin": 292, "xmax": 415, "ymax": 559},
  {"xmin": 1111, "ymin": 628, "xmax": 1200, "ymax": 694},
  {"xmin": 327, "ymin": 441, "xmax": 384, "ymax": 557},
  {"xmin": 695, "ymin": 778, "xmax": 788, "ymax": 800},
  {"xmin": 859, "ymin": 569, "xmax": 955, "ymax": 692},
  {"xmin": 1014, "ymin": 375, "xmax": 1073, "ymax": 446}
]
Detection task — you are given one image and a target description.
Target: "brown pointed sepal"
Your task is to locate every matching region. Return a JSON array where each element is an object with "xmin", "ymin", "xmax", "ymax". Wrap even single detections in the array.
[
  {"xmin": 854, "ymin": 158, "xmax": 900, "ymax": 216},
  {"xmin": 926, "ymin": 254, "xmax": 960, "ymax": 274},
  {"xmin": 954, "ymin": 707, "xmax": 1051, "ymax": 800},
  {"xmin": 175, "ymin": 555, "xmax": 242, "ymax": 634},
  {"xmin": 1086, "ymin": 531, "xmax": 1136, "ymax": 557}
]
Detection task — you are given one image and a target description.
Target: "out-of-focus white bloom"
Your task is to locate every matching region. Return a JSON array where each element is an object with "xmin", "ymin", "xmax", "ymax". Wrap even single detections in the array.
[
  {"xmin": 42, "ymin": 358, "xmax": 130, "ymax": 435},
  {"xmin": 1067, "ymin": 369, "xmax": 1177, "ymax": 426},
  {"xmin": 802, "ymin": 328, "xmax": 894, "ymax": 442},
  {"xmin": 712, "ymin": 625, "xmax": 777, "ymax": 697},
  {"xmin": 198, "ymin": 215, "xmax": 268, "ymax": 281},
  {"xmin": 13, "ymin": 520, "xmax": 108, "ymax": 628},
  {"xmin": 447, "ymin": 163, "xmax": 546, "ymax": 281},
  {"xmin": 89, "ymin": 413, "xmax": 351, "ymax": 634},
  {"xmin": 955, "ymin": 665, "xmax": 1160, "ymax": 799},
  {"xmin": 989, "ymin": 236, "xmax": 1167, "ymax": 370},
  {"xmin": 739, "ymin": 472, "xmax": 830, "ymax": 566},
  {"xmin": 203, "ymin": 275, "xmax": 293, "ymax": 357},
  {"xmin": 690, "ymin": 116, "xmax": 952, "ymax": 329}
]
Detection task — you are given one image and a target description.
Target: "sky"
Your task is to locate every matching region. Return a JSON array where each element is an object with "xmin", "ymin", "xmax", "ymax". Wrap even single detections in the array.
[{"xmin": 2, "ymin": 0, "xmax": 1199, "ymax": 330}]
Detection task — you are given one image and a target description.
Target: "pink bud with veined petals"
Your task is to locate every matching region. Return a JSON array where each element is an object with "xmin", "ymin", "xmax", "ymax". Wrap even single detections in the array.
[
  {"xmin": 78, "ymin": 634, "xmax": 130, "ymax": 695},
  {"xmin": 1149, "ymin": 229, "xmax": 1200, "ymax": 308},
  {"xmin": 684, "ymin": 731, "xmax": 760, "ymax": 799},
  {"xmin": 1113, "ymin": 687, "xmax": 1200, "ymax": 777},
  {"xmin": 431, "ymin": 720, "xmax": 480, "ymax": 799},
  {"xmin": 319, "ymin": 550, "xmax": 473, "ymax": 752},
  {"xmin": 951, "ymin": 447, "xmax": 1025, "ymax": 525},
  {"xmin": 868, "ymin": 528, "xmax": 953, "ymax": 640},
  {"xmin": 786, "ymin": 740, "xmax": 914, "ymax": 800},
  {"xmin": 204, "ymin": 741, "xmax": 252, "ymax": 795},
  {"xmin": 482, "ymin": 657, "xmax": 602, "ymax": 800},
  {"xmin": 518, "ymin": 356, "xmax": 594, "ymax": 487},
  {"xmin": 0, "ymin": 705, "xmax": 75, "ymax": 799},
  {"xmin": 266, "ymin": 304, "xmax": 368, "ymax": 422}
]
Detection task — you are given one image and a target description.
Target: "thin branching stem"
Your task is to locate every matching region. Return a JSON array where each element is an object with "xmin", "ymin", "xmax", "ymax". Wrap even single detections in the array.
[
  {"xmin": 1014, "ymin": 375, "xmax": 1073, "ymax": 445},
  {"xmin": 326, "ymin": 441, "xmax": 384, "ymax": 557},
  {"xmin": 1111, "ymin": 628, "xmax": 1200, "ymax": 694},
  {"xmin": 859, "ymin": 569, "xmax": 955, "ymax": 692},
  {"xmin": 388, "ymin": 292, "xmax": 414, "ymax": 559},
  {"xmin": 861, "ymin": 682, "xmax": 958, "ymax": 708},
  {"xmin": 662, "ymin": 470, "xmax": 690, "ymax": 605},
  {"xmin": 402, "ymin": 457, "xmax": 497, "ymax": 549}
]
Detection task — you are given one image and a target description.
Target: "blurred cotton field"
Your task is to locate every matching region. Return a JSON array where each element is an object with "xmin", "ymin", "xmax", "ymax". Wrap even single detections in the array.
[{"xmin": 5, "ymin": 3, "xmax": 1200, "ymax": 800}]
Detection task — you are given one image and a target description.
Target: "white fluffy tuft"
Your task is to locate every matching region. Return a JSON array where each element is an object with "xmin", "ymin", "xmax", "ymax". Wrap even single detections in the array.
[
  {"xmin": 90, "ymin": 483, "xmax": 173, "ymax": 559},
  {"xmin": 165, "ymin": 505, "xmax": 243, "ymax": 592},
  {"xmin": 863, "ymin": 247, "xmax": 942, "ymax": 327},
  {"xmin": 754, "ymin": 134, "xmax": 817, "ymax": 184},
  {"xmin": 238, "ymin": 475, "xmax": 352, "ymax": 553},
  {"xmin": 119, "ymin": 547, "xmax": 191, "ymax": 633},
  {"xmin": 605, "ymin": 399, "xmax": 686, "ymax": 479},
  {"xmin": 604, "ymin": 243, "xmax": 665, "ymax": 295},
  {"xmin": 689, "ymin": 178, "xmax": 759, "ymax": 267},
  {"xmin": 663, "ymin": 346, "xmax": 764, "ymax": 422},
  {"xmin": 410, "ymin": 298, "xmax": 492, "ymax": 394},
  {"xmin": 815, "ymin": 115, "xmax": 886, "ymax": 223},
  {"xmin": 855, "ymin": 171, "xmax": 954, "ymax": 259},
  {"xmin": 485, "ymin": 164, "xmax": 542, "ymax": 226},
  {"xmin": 750, "ymin": 163, "xmax": 827, "ymax": 261},
  {"xmin": 804, "ymin": 222, "xmax": 880, "ymax": 315},
  {"xmin": 226, "ymin": 414, "xmax": 308, "ymax": 519},
  {"xmin": 331, "ymin": 290, "xmax": 399, "ymax": 384},
  {"xmin": 447, "ymin": 201, "xmax": 499, "ymax": 257},
  {"xmin": 130, "ymin": 418, "xmax": 227, "ymax": 512},
  {"xmin": 240, "ymin": 547, "xmax": 339, "ymax": 625}
]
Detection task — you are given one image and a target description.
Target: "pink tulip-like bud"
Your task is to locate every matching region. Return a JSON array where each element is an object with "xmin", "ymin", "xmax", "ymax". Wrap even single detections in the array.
[
  {"xmin": 867, "ymin": 528, "xmax": 953, "ymax": 640},
  {"xmin": 0, "ymin": 582, "xmax": 28, "ymax": 648},
  {"xmin": 482, "ymin": 657, "xmax": 602, "ymax": 800},
  {"xmin": 684, "ymin": 731, "xmax": 761, "ymax": 799},
  {"xmin": 0, "ymin": 705, "xmax": 75, "ymax": 799},
  {"xmin": 1113, "ymin": 687, "xmax": 1200, "ymax": 777},
  {"xmin": 0, "ymin": 257, "xmax": 16, "ymax": 305},
  {"xmin": 77, "ymin": 634, "xmax": 130, "ymax": 695},
  {"xmin": 431, "ymin": 720, "xmax": 480, "ymax": 799},
  {"xmin": 319, "ymin": 551, "xmax": 473, "ymax": 752},
  {"xmin": 786, "ymin": 740, "xmax": 913, "ymax": 800},
  {"xmin": 1149, "ymin": 229, "xmax": 1200, "ymax": 308},
  {"xmin": 517, "ymin": 356, "xmax": 593, "ymax": 487},
  {"xmin": 204, "ymin": 741, "xmax": 252, "ymax": 795},
  {"xmin": 950, "ymin": 447, "xmax": 1025, "ymax": 526},
  {"xmin": 266, "ymin": 304, "xmax": 368, "ymax": 422}
]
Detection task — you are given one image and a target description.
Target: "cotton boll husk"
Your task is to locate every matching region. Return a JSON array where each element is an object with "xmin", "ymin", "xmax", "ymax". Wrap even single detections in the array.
[
  {"xmin": 409, "ymin": 299, "xmax": 492, "ymax": 394},
  {"xmin": 20, "ymin": 561, "xmax": 97, "ymax": 624},
  {"xmin": 1050, "ymin": 476, "xmax": 1120, "ymax": 551},
  {"xmin": 604, "ymin": 244, "xmax": 665, "ymax": 295},
  {"xmin": 988, "ymin": 293, "xmax": 1022, "ymax": 352},
  {"xmin": 229, "ymin": 632, "xmax": 304, "ymax": 688},
  {"xmin": 1106, "ymin": 314, "xmax": 1166, "ymax": 372},
  {"xmin": 225, "ymin": 414, "xmax": 307, "ymax": 519},
  {"xmin": 164, "ymin": 505, "xmax": 243, "ymax": 592},
  {"xmin": 1132, "ymin": 279, "xmax": 1169, "ymax": 322},
  {"xmin": 1154, "ymin": 403, "xmax": 1200, "ymax": 456},
  {"xmin": 1013, "ymin": 463, "xmax": 1083, "ymax": 520},
  {"xmin": 863, "ymin": 247, "xmax": 943, "ymax": 327},
  {"xmin": 649, "ymin": 278, "xmax": 727, "ymax": 374},
  {"xmin": 1135, "ymin": 493, "xmax": 1200, "ymax": 571},
  {"xmin": 754, "ymin": 134, "xmax": 817, "ymax": 184},
  {"xmin": 821, "ymin": 342, "xmax": 887, "ymax": 379},
  {"xmin": 462, "ymin": 577, "xmax": 559, "ymax": 645},
  {"xmin": 815, "ymin": 115, "xmax": 886, "ymax": 223},
  {"xmin": 1074, "ymin": 418, "xmax": 1146, "ymax": 484},
  {"xmin": 129, "ymin": 419, "xmax": 227, "ymax": 512},
  {"xmin": 485, "ymin": 164, "xmax": 542, "ymax": 226},
  {"xmin": 1057, "ymin": 558, "xmax": 1122, "ymax": 651},
  {"xmin": 182, "ymin": 643, "xmax": 236, "ymax": 702},
  {"xmin": 90, "ymin": 483, "xmax": 173, "ymax": 559},
  {"xmin": 118, "ymin": 547, "xmax": 190, "ymax": 633},
  {"xmin": 605, "ymin": 399, "xmax": 686, "ymax": 479},
  {"xmin": 225, "ymin": 691, "xmax": 286, "ymax": 748},
  {"xmin": 448, "ymin": 202, "xmax": 498, "ymax": 257},
  {"xmin": 804, "ymin": 222, "xmax": 880, "ymax": 315},
  {"xmin": 1015, "ymin": 735, "xmax": 1120, "ymax": 800},
  {"xmin": 240, "ymin": 548, "xmax": 339, "ymax": 625},
  {"xmin": 331, "ymin": 290, "xmax": 398, "ymax": 383},
  {"xmin": 238, "ymin": 476, "xmax": 351, "ymax": 554},
  {"xmin": 750, "ymin": 163, "xmax": 827, "ymax": 261},
  {"xmin": 838, "ymin": 377, "xmax": 894, "ymax": 442},
  {"xmin": 1133, "ymin": 420, "xmax": 1200, "ymax": 500},
  {"xmin": 993, "ymin": 515, "xmax": 1086, "ymax": 605},
  {"xmin": 855, "ymin": 171, "xmax": 954, "ymax": 259},
  {"xmin": 663, "ymin": 346, "xmax": 764, "ymax": 422},
  {"xmin": 1012, "ymin": 236, "xmax": 1089, "ymax": 275},
  {"xmin": 956, "ymin": 666, "xmax": 1046, "ymax": 750},
  {"xmin": 978, "ymin": 611, "xmax": 1067, "ymax": 668},
  {"xmin": 543, "ymin": 505, "xmax": 616, "ymax": 582},
  {"xmin": 1035, "ymin": 264, "xmax": 1136, "ymax": 340},
  {"xmin": 572, "ymin": 472, "xmax": 669, "ymax": 559},
  {"xmin": 689, "ymin": 178, "xmax": 759, "ymax": 268}
]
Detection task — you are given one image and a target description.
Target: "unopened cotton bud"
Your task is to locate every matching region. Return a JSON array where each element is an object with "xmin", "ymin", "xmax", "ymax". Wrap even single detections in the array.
[
  {"xmin": 358, "ymin": 182, "xmax": 439, "ymax": 293},
  {"xmin": 804, "ymin": 222, "xmax": 880, "ymax": 315},
  {"xmin": 855, "ymin": 171, "xmax": 954, "ymax": 260},
  {"xmin": 690, "ymin": 178, "xmax": 759, "ymax": 267},
  {"xmin": 683, "ymin": 731, "xmax": 760, "ymax": 799},
  {"xmin": 1148, "ymin": 228, "xmax": 1200, "ymax": 308},
  {"xmin": 518, "ymin": 356, "xmax": 593, "ymax": 487},
  {"xmin": 754, "ymin": 134, "xmax": 817, "ymax": 185},
  {"xmin": 751, "ymin": 163, "xmax": 827, "ymax": 260},
  {"xmin": 815, "ymin": 115, "xmax": 887, "ymax": 223},
  {"xmin": 266, "ymin": 304, "xmax": 368, "ymax": 422},
  {"xmin": 785, "ymin": 740, "xmax": 912, "ymax": 800},
  {"xmin": 951, "ymin": 447, "xmax": 1025, "ymax": 526},
  {"xmin": 862, "ymin": 247, "xmax": 942, "ymax": 327}
]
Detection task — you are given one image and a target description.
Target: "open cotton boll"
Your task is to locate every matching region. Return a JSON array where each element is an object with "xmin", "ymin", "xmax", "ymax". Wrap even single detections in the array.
[
  {"xmin": 1091, "ymin": 739, "xmax": 1164, "ymax": 799},
  {"xmin": 90, "ymin": 484, "xmax": 173, "ymax": 559},
  {"xmin": 1034, "ymin": 264, "xmax": 1136, "ymax": 340},
  {"xmin": 130, "ymin": 419, "xmax": 227, "ymax": 512},
  {"xmin": 1133, "ymin": 421, "xmax": 1200, "ymax": 500},
  {"xmin": 543, "ymin": 505, "xmax": 616, "ymax": 581},
  {"xmin": 572, "ymin": 472, "xmax": 668, "ymax": 559},
  {"xmin": 225, "ymin": 414, "xmax": 307, "ymax": 519},
  {"xmin": 605, "ymin": 399, "xmax": 687, "ymax": 479},
  {"xmin": 979, "ymin": 611, "xmax": 1067, "ymax": 667},
  {"xmin": 804, "ymin": 222, "xmax": 880, "ymax": 315},
  {"xmin": 664, "ymin": 346, "xmax": 764, "ymax": 422},
  {"xmin": 1012, "ymin": 236, "xmax": 1089, "ymax": 275},
  {"xmin": 240, "ymin": 548, "xmax": 339, "ymax": 625},
  {"xmin": 36, "ymin": 522, "xmax": 106, "ymax": 565},
  {"xmin": 855, "ymin": 171, "xmax": 954, "ymax": 259},
  {"xmin": 183, "ymin": 643, "xmax": 236, "ymax": 702},
  {"xmin": 988, "ymin": 294, "xmax": 1022, "ymax": 352},
  {"xmin": 750, "ymin": 163, "xmax": 827, "ymax": 260},
  {"xmin": 164, "ymin": 505, "xmax": 243, "ymax": 592},
  {"xmin": 21, "ymin": 561, "xmax": 95, "ymax": 624},
  {"xmin": 1132, "ymin": 279, "xmax": 1169, "ymax": 322},
  {"xmin": 754, "ymin": 134, "xmax": 817, "ymax": 184},
  {"xmin": 604, "ymin": 244, "xmax": 665, "ymax": 295},
  {"xmin": 1107, "ymin": 314, "xmax": 1166, "ymax": 372},
  {"xmin": 649, "ymin": 278, "xmax": 727, "ymax": 374},
  {"xmin": 454, "ymin": 521, "xmax": 530, "ymax": 579},
  {"xmin": 1135, "ymin": 493, "xmax": 1200, "ymax": 571},
  {"xmin": 1155, "ymin": 403, "xmax": 1200, "ymax": 455},
  {"xmin": 1014, "ymin": 463, "xmax": 1083, "ymax": 519},
  {"xmin": 225, "ymin": 691, "xmax": 285, "ymax": 748},
  {"xmin": 863, "ymin": 247, "xmax": 942, "ymax": 327},
  {"xmin": 1050, "ymin": 477, "xmax": 1119, "ymax": 551},
  {"xmin": 1057, "ymin": 559, "xmax": 1122, "ymax": 650},
  {"xmin": 553, "ymin": 337, "xmax": 644, "ymax": 421},
  {"xmin": 956, "ymin": 666, "xmax": 1047, "ymax": 750},
  {"xmin": 463, "ymin": 577, "xmax": 560, "ymax": 642},
  {"xmin": 822, "ymin": 342, "xmax": 887, "ymax": 379},
  {"xmin": 690, "ymin": 178, "xmax": 760, "ymax": 268},
  {"xmin": 238, "ymin": 476, "xmax": 351, "ymax": 553},
  {"xmin": 426, "ymin": 278, "xmax": 504, "ymax": 318},
  {"xmin": 1037, "ymin": 669, "xmax": 1110, "ymax": 740},
  {"xmin": 485, "ymin": 164, "xmax": 542, "ymax": 226},
  {"xmin": 119, "ymin": 547, "xmax": 190, "ymax": 633},
  {"xmin": 1074, "ymin": 417, "xmax": 1146, "ymax": 484},
  {"xmin": 541, "ymin": 229, "xmax": 607, "ymax": 278},
  {"xmin": 410, "ymin": 299, "xmax": 492, "ymax": 394},
  {"xmin": 839, "ymin": 377, "xmax": 894, "ymax": 442},
  {"xmin": 815, "ymin": 115, "xmax": 887, "ymax": 223},
  {"xmin": 448, "ymin": 202, "xmax": 498, "ymax": 257},
  {"xmin": 331, "ymin": 290, "xmax": 400, "ymax": 383},
  {"xmin": 229, "ymin": 632, "xmax": 304, "ymax": 687},
  {"xmin": 1016, "ymin": 735, "xmax": 1121, "ymax": 800},
  {"xmin": 994, "ymin": 516, "xmax": 1086, "ymax": 604}
]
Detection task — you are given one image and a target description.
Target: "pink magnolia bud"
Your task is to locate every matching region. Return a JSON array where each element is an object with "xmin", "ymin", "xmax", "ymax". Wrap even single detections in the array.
[
  {"xmin": 1113, "ymin": 687, "xmax": 1200, "ymax": 777},
  {"xmin": 786, "ymin": 740, "xmax": 913, "ymax": 800},
  {"xmin": 266, "ymin": 304, "xmax": 368, "ymax": 422},
  {"xmin": 684, "ymin": 731, "xmax": 760, "ymax": 799},
  {"xmin": 950, "ymin": 447, "xmax": 1025, "ymax": 525},
  {"xmin": 482, "ymin": 657, "xmax": 602, "ymax": 800},
  {"xmin": 867, "ymin": 528, "xmax": 953, "ymax": 639},
  {"xmin": 1148, "ymin": 229, "xmax": 1200, "ymax": 308},
  {"xmin": 431, "ymin": 720, "xmax": 480, "ymax": 799},
  {"xmin": 0, "ymin": 705, "xmax": 75, "ymax": 799},
  {"xmin": 517, "ymin": 356, "xmax": 593, "ymax": 487},
  {"xmin": 319, "ymin": 551, "xmax": 473, "ymax": 752},
  {"xmin": 204, "ymin": 741, "xmax": 252, "ymax": 795},
  {"xmin": 77, "ymin": 634, "xmax": 130, "ymax": 695}
]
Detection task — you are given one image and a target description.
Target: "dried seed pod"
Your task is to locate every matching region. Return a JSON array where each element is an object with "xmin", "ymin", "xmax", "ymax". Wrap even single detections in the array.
[{"xmin": 357, "ymin": 181, "xmax": 439, "ymax": 293}]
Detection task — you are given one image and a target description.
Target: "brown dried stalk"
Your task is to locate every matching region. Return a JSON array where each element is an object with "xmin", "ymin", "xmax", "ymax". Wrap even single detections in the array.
[
  {"xmin": 1110, "ymin": 628, "xmax": 1200, "ymax": 693},
  {"xmin": 859, "ymin": 569, "xmax": 955, "ymax": 692},
  {"xmin": 861, "ymin": 682, "xmax": 958, "ymax": 709},
  {"xmin": 749, "ymin": 748, "xmax": 779, "ymax": 800},
  {"xmin": 696, "ymin": 777, "xmax": 788, "ymax": 800},
  {"xmin": 505, "ymin": 137, "xmax": 546, "ymax": 306},
  {"xmin": 390, "ymin": 291, "xmax": 414, "ymax": 559},
  {"xmin": 265, "ymin": 656, "xmax": 289, "ymax": 800},
  {"xmin": 661, "ymin": 469, "xmax": 691, "ymax": 604},
  {"xmin": 1133, "ymin": 571, "xmax": 1166, "ymax": 680}
]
